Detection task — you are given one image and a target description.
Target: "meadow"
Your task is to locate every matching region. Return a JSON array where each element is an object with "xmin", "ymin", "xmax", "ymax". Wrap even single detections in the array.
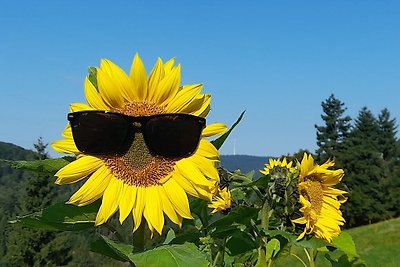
[{"xmin": 275, "ymin": 217, "xmax": 400, "ymax": 267}]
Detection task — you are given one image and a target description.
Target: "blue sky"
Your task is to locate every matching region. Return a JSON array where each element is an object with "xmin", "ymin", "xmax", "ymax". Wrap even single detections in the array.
[{"xmin": 0, "ymin": 1, "xmax": 399, "ymax": 157}]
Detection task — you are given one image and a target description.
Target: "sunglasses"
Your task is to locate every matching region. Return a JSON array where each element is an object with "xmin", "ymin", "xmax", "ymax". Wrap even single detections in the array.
[{"xmin": 67, "ymin": 111, "xmax": 206, "ymax": 158}]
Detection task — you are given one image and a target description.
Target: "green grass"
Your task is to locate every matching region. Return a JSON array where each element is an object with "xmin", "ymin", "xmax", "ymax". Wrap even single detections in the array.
[{"xmin": 274, "ymin": 217, "xmax": 400, "ymax": 266}]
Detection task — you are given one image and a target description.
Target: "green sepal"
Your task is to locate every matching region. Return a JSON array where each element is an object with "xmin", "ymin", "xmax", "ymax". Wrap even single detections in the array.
[
  {"xmin": 91, "ymin": 235, "xmax": 209, "ymax": 266},
  {"xmin": 0, "ymin": 157, "xmax": 73, "ymax": 175},
  {"xmin": 88, "ymin": 66, "xmax": 98, "ymax": 90},
  {"xmin": 9, "ymin": 201, "xmax": 100, "ymax": 231},
  {"xmin": 211, "ymin": 110, "xmax": 245, "ymax": 150}
]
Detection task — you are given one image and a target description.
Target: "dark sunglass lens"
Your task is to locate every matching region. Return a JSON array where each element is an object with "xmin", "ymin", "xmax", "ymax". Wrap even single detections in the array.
[
  {"xmin": 145, "ymin": 115, "xmax": 204, "ymax": 158},
  {"xmin": 70, "ymin": 112, "xmax": 129, "ymax": 155}
]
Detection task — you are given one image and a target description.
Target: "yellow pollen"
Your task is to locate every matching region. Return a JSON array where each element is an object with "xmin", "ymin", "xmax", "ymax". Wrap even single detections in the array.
[
  {"xmin": 301, "ymin": 178, "xmax": 324, "ymax": 215},
  {"xmin": 104, "ymin": 102, "xmax": 175, "ymax": 187}
]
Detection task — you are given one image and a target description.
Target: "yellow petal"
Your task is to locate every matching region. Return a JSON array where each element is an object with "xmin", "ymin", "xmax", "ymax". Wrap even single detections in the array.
[
  {"xmin": 68, "ymin": 166, "xmax": 112, "ymax": 206},
  {"xmin": 192, "ymin": 94, "xmax": 211, "ymax": 117},
  {"xmin": 133, "ymin": 187, "xmax": 145, "ymax": 231},
  {"xmin": 129, "ymin": 53, "xmax": 148, "ymax": 101},
  {"xmin": 96, "ymin": 177, "xmax": 124, "ymax": 225},
  {"xmin": 84, "ymin": 76, "xmax": 109, "ymax": 110},
  {"xmin": 196, "ymin": 139, "xmax": 220, "ymax": 161},
  {"xmin": 51, "ymin": 139, "xmax": 79, "ymax": 155},
  {"xmin": 55, "ymin": 155, "xmax": 103, "ymax": 184},
  {"xmin": 70, "ymin": 102, "xmax": 93, "ymax": 112},
  {"xmin": 202, "ymin": 123, "xmax": 227, "ymax": 137},
  {"xmin": 292, "ymin": 217, "xmax": 307, "ymax": 224},
  {"xmin": 160, "ymin": 189, "xmax": 182, "ymax": 226},
  {"xmin": 172, "ymin": 172, "xmax": 202, "ymax": 199},
  {"xmin": 175, "ymin": 159, "xmax": 214, "ymax": 187},
  {"xmin": 143, "ymin": 186, "xmax": 164, "ymax": 234},
  {"xmin": 119, "ymin": 184, "xmax": 137, "ymax": 224},
  {"xmin": 163, "ymin": 178, "xmax": 193, "ymax": 219},
  {"xmin": 165, "ymin": 84, "xmax": 203, "ymax": 113},
  {"xmin": 61, "ymin": 125, "xmax": 73, "ymax": 139},
  {"xmin": 191, "ymin": 155, "xmax": 219, "ymax": 182},
  {"xmin": 157, "ymin": 65, "xmax": 181, "ymax": 106},
  {"xmin": 96, "ymin": 60, "xmax": 126, "ymax": 109},
  {"xmin": 100, "ymin": 59, "xmax": 133, "ymax": 103},
  {"xmin": 147, "ymin": 58, "xmax": 163, "ymax": 102}
]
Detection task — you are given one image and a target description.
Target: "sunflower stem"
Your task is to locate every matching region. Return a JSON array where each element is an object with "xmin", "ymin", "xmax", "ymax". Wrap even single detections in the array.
[
  {"xmin": 304, "ymin": 248, "xmax": 316, "ymax": 267},
  {"xmin": 132, "ymin": 221, "xmax": 146, "ymax": 252},
  {"xmin": 290, "ymin": 253, "xmax": 308, "ymax": 267},
  {"xmin": 257, "ymin": 199, "xmax": 271, "ymax": 267}
]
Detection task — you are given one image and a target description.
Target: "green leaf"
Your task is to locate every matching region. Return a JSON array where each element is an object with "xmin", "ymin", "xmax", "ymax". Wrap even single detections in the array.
[
  {"xmin": 163, "ymin": 228, "xmax": 176, "ymax": 245},
  {"xmin": 91, "ymin": 235, "xmax": 131, "ymax": 262},
  {"xmin": 88, "ymin": 66, "xmax": 98, "ymax": 90},
  {"xmin": 211, "ymin": 110, "xmax": 245, "ymax": 150},
  {"xmin": 225, "ymin": 230, "xmax": 257, "ymax": 256},
  {"xmin": 331, "ymin": 231, "xmax": 358, "ymax": 260},
  {"xmin": 0, "ymin": 157, "xmax": 72, "ymax": 175},
  {"xmin": 208, "ymin": 205, "xmax": 259, "ymax": 233},
  {"xmin": 190, "ymin": 199, "xmax": 211, "ymax": 228},
  {"xmin": 170, "ymin": 232, "xmax": 203, "ymax": 245},
  {"xmin": 92, "ymin": 236, "xmax": 209, "ymax": 266},
  {"xmin": 9, "ymin": 201, "xmax": 99, "ymax": 231},
  {"xmin": 265, "ymin": 238, "xmax": 280, "ymax": 260},
  {"xmin": 295, "ymin": 236, "xmax": 328, "ymax": 249},
  {"xmin": 130, "ymin": 242, "xmax": 209, "ymax": 267},
  {"xmin": 238, "ymin": 174, "xmax": 271, "ymax": 188},
  {"xmin": 325, "ymin": 254, "xmax": 366, "ymax": 267},
  {"xmin": 263, "ymin": 230, "xmax": 297, "ymax": 243}
]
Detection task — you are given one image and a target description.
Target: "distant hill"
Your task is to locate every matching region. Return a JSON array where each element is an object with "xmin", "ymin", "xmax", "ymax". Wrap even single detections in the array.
[
  {"xmin": 220, "ymin": 155, "xmax": 268, "ymax": 175},
  {"xmin": 0, "ymin": 141, "xmax": 36, "ymax": 160}
]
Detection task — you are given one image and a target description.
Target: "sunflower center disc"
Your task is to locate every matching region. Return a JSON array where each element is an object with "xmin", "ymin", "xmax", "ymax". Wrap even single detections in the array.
[
  {"xmin": 123, "ymin": 132, "xmax": 153, "ymax": 169},
  {"xmin": 103, "ymin": 102, "xmax": 175, "ymax": 187},
  {"xmin": 303, "ymin": 179, "xmax": 324, "ymax": 215}
]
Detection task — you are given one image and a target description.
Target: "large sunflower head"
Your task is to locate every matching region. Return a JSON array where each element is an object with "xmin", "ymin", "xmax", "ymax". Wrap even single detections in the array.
[
  {"xmin": 52, "ymin": 54, "xmax": 227, "ymax": 234},
  {"xmin": 292, "ymin": 153, "xmax": 347, "ymax": 242}
]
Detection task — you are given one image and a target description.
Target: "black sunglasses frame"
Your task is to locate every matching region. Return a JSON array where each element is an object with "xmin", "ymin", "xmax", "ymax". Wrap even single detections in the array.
[{"xmin": 67, "ymin": 110, "xmax": 206, "ymax": 157}]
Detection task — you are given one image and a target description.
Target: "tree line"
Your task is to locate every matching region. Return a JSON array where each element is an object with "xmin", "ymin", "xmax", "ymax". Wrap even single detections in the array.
[{"xmin": 314, "ymin": 94, "xmax": 400, "ymax": 227}]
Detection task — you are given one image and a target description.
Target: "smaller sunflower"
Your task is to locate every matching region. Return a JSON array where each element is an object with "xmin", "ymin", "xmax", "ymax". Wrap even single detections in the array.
[
  {"xmin": 292, "ymin": 153, "xmax": 347, "ymax": 242},
  {"xmin": 260, "ymin": 157, "xmax": 295, "ymax": 176},
  {"xmin": 208, "ymin": 188, "xmax": 231, "ymax": 214}
]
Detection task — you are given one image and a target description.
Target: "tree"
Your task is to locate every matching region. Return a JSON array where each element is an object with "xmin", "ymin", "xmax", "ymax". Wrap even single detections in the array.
[
  {"xmin": 377, "ymin": 109, "xmax": 400, "ymax": 218},
  {"xmin": 2, "ymin": 138, "xmax": 73, "ymax": 266},
  {"xmin": 33, "ymin": 137, "xmax": 49, "ymax": 160},
  {"xmin": 315, "ymin": 94, "xmax": 352, "ymax": 162},
  {"xmin": 377, "ymin": 108, "xmax": 399, "ymax": 160},
  {"xmin": 340, "ymin": 107, "xmax": 392, "ymax": 227}
]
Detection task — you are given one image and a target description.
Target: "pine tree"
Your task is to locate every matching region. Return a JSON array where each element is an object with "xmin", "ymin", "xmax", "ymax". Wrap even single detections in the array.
[
  {"xmin": 341, "ymin": 107, "xmax": 391, "ymax": 227},
  {"xmin": 315, "ymin": 94, "xmax": 351, "ymax": 162},
  {"xmin": 377, "ymin": 109, "xmax": 400, "ymax": 218},
  {"xmin": 377, "ymin": 108, "xmax": 399, "ymax": 160},
  {"xmin": 3, "ymin": 138, "xmax": 73, "ymax": 266}
]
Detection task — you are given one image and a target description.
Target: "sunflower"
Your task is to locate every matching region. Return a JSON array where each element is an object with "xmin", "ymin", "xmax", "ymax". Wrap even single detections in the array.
[
  {"xmin": 292, "ymin": 153, "xmax": 347, "ymax": 242},
  {"xmin": 52, "ymin": 54, "xmax": 227, "ymax": 234},
  {"xmin": 208, "ymin": 188, "xmax": 231, "ymax": 214},
  {"xmin": 260, "ymin": 157, "xmax": 295, "ymax": 176}
]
